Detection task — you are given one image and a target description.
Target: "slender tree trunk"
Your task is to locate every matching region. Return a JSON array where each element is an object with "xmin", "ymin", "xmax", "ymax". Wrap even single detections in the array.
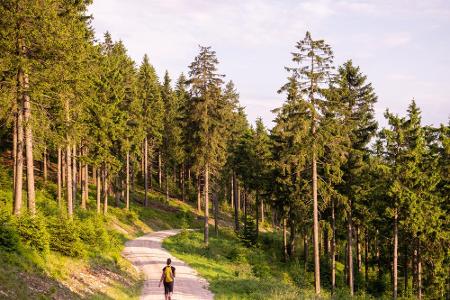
[
  {"xmin": 103, "ymin": 166, "xmax": 108, "ymax": 214},
  {"xmin": 66, "ymin": 142, "xmax": 73, "ymax": 217},
  {"xmin": 417, "ymin": 239, "xmax": 422, "ymax": 300},
  {"xmin": 62, "ymin": 148, "xmax": 66, "ymax": 187},
  {"xmin": 204, "ymin": 164, "xmax": 209, "ymax": 245},
  {"xmin": 324, "ymin": 227, "xmax": 329, "ymax": 256},
  {"xmin": 96, "ymin": 167, "xmax": 101, "ymax": 213},
  {"xmin": 158, "ymin": 151, "xmax": 162, "ymax": 188},
  {"xmin": 144, "ymin": 137, "xmax": 148, "ymax": 206},
  {"xmin": 404, "ymin": 242, "xmax": 408, "ymax": 296},
  {"xmin": 237, "ymin": 183, "xmax": 241, "ymax": 212},
  {"xmin": 393, "ymin": 210, "xmax": 398, "ymax": 300},
  {"xmin": 357, "ymin": 225, "xmax": 362, "ymax": 273},
  {"xmin": 365, "ymin": 230, "xmax": 369, "ymax": 290},
  {"xmin": 13, "ymin": 112, "xmax": 17, "ymax": 199},
  {"xmin": 232, "ymin": 171, "xmax": 239, "ymax": 231},
  {"xmin": 213, "ymin": 192, "xmax": 219, "ymax": 237},
  {"xmin": 13, "ymin": 99, "xmax": 24, "ymax": 215},
  {"xmin": 376, "ymin": 229, "xmax": 381, "ymax": 279},
  {"xmin": 348, "ymin": 212, "xmax": 354, "ymax": 296},
  {"xmin": 288, "ymin": 222, "xmax": 296, "ymax": 256},
  {"xmin": 283, "ymin": 218, "xmax": 288, "ymax": 262},
  {"xmin": 22, "ymin": 68, "xmax": 35, "ymax": 215},
  {"xmin": 413, "ymin": 239, "xmax": 418, "ymax": 295},
  {"xmin": 43, "ymin": 146, "xmax": 47, "ymax": 183},
  {"xmin": 165, "ymin": 166, "xmax": 169, "ymax": 201},
  {"xmin": 93, "ymin": 167, "xmax": 96, "ymax": 185},
  {"xmin": 243, "ymin": 189, "xmax": 247, "ymax": 233},
  {"xmin": 57, "ymin": 147, "xmax": 62, "ymax": 207},
  {"xmin": 304, "ymin": 233, "xmax": 309, "ymax": 271},
  {"xmin": 149, "ymin": 158, "xmax": 153, "ymax": 189},
  {"xmin": 181, "ymin": 163, "xmax": 185, "ymax": 201},
  {"xmin": 230, "ymin": 175, "xmax": 234, "ymax": 208},
  {"xmin": 312, "ymin": 149, "xmax": 320, "ymax": 295},
  {"xmin": 197, "ymin": 174, "xmax": 202, "ymax": 213},
  {"xmin": 255, "ymin": 190, "xmax": 259, "ymax": 239},
  {"xmin": 126, "ymin": 150, "xmax": 130, "ymax": 210},
  {"xmin": 331, "ymin": 198, "xmax": 336, "ymax": 293},
  {"xmin": 72, "ymin": 145, "xmax": 77, "ymax": 206},
  {"xmin": 260, "ymin": 198, "xmax": 264, "ymax": 224},
  {"xmin": 81, "ymin": 146, "xmax": 87, "ymax": 210}
]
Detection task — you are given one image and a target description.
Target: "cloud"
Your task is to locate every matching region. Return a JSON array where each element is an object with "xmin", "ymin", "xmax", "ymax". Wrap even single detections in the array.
[{"xmin": 382, "ymin": 32, "xmax": 412, "ymax": 47}]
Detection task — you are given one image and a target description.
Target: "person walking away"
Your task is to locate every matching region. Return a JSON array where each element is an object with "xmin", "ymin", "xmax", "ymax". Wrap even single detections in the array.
[{"xmin": 159, "ymin": 258, "xmax": 176, "ymax": 300}]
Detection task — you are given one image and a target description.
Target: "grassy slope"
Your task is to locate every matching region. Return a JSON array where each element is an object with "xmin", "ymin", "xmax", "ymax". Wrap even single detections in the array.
[
  {"xmin": 163, "ymin": 228, "xmax": 403, "ymax": 300},
  {"xmin": 0, "ymin": 156, "xmax": 203, "ymax": 299}
]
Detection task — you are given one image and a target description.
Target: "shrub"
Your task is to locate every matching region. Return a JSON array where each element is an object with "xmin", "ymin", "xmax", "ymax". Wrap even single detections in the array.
[
  {"xmin": 0, "ymin": 210, "xmax": 20, "ymax": 252},
  {"xmin": 47, "ymin": 216, "xmax": 84, "ymax": 257},
  {"xmin": 78, "ymin": 216, "xmax": 110, "ymax": 251},
  {"xmin": 15, "ymin": 213, "xmax": 49, "ymax": 253}
]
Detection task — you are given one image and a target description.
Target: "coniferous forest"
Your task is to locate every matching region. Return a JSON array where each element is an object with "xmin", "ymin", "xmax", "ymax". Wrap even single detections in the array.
[{"xmin": 0, "ymin": 1, "xmax": 449, "ymax": 299}]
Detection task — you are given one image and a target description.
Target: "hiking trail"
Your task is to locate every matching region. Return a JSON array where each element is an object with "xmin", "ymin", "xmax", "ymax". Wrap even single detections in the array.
[{"xmin": 123, "ymin": 229, "xmax": 214, "ymax": 300}]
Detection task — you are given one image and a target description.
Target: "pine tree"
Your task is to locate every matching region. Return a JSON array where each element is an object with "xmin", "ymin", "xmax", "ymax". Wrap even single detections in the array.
[
  {"xmin": 281, "ymin": 32, "xmax": 334, "ymax": 295},
  {"xmin": 187, "ymin": 46, "xmax": 226, "ymax": 245}
]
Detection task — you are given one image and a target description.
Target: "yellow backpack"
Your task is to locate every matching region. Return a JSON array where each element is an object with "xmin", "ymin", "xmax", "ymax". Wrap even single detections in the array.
[{"xmin": 164, "ymin": 266, "xmax": 173, "ymax": 283}]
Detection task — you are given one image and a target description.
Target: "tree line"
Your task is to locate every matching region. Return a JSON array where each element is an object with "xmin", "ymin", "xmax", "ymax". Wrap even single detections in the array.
[{"xmin": 0, "ymin": 1, "xmax": 448, "ymax": 299}]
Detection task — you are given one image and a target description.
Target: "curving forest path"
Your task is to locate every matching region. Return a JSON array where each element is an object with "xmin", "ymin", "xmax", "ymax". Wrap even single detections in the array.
[{"xmin": 123, "ymin": 230, "xmax": 214, "ymax": 300}]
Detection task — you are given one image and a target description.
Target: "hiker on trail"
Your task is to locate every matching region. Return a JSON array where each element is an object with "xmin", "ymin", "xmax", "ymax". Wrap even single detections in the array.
[{"xmin": 159, "ymin": 258, "xmax": 176, "ymax": 300}]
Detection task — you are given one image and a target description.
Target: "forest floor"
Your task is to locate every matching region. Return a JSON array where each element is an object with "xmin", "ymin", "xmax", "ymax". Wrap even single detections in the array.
[{"xmin": 123, "ymin": 229, "xmax": 214, "ymax": 300}]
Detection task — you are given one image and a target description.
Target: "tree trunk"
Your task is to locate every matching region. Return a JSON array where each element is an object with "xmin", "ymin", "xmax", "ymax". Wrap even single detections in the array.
[
  {"xmin": 62, "ymin": 148, "xmax": 66, "ymax": 187},
  {"xmin": 181, "ymin": 163, "xmax": 185, "ymax": 201},
  {"xmin": 66, "ymin": 143, "xmax": 73, "ymax": 217},
  {"xmin": 376, "ymin": 229, "xmax": 381, "ymax": 279},
  {"xmin": 12, "ymin": 111, "xmax": 17, "ymax": 200},
  {"xmin": 232, "ymin": 171, "xmax": 239, "ymax": 231},
  {"xmin": 304, "ymin": 233, "xmax": 309, "ymax": 271},
  {"xmin": 72, "ymin": 144, "xmax": 77, "ymax": 206},
  {"xmin": 197, "ymin": 174, "xmax": 202, "ymax": 213},
  {"xmin": 357, "ymin": 225, "xmax": 362, "ymax": 273},
  {"xmin": 230, "ymin": 175, "xmax": 234, "ymax": 208},
  {"xmin": 13, "ymin": 98, "xmax": 24, "ymax": 215},
  {"xmin": 283, "ymin": 218, "xmax": 288, "ymax": 262},
  {"xmin": 365, "ymin": 230, "xmax": 369, "ymax": 290},
  {"xmin": 417, "ymin": 239, "xmax": 422, "ymax": 300},
  {"xmin": 22, "ymin": 68, "xmax": 35, "ymax": 215},
  {"xmin": 404, "ymin": 242, "xmax": 408, "ymax": 296},
  {"xmin": 260, "ymin": 198, "xmax": 264, "ymax": 224},
  {"xmin": 126, "ymin": 150, "xmax": 130, "ymax": 210},
  {"xmin": 81, "ymin": 146, "xmax": 87, "ymax": 210},
  {"xmin": 213, "ymin": 192, "xmax": 219, "ymax": 237},
  {"xmin": 144, "ymin": 137, "xmax": 148, "ymax": 206},
  {"xmin": 96, "ymin": 167, "xmax": 101, "ymax": 213},
  {"xmin": 149, "ymin": 158, "xmax": 153, "ymax": 189},
  {"xmin": 331, "ymin": 198, "xmax": 336, "ymax": 293},
  {"xmin": 348, "ymin": 212, "xmax": 354, "ymax": 296},
  {"xmin": 393, "ymin": 210, "xmax": 398, "ymax": 300},
  {"xmin": 255, "ymin": 190, "xmax": 259, "ymax": 239},
  {"xmin": 204, "ymin": 164, "xmax": 209, "ymax": 245},
  {"xmin": 103, "ymin": 166, "xmax": 108, "ymax": 214},
  {"xmin": 158, "ymin": 151, "xmax": 162, "ymax": 188},
  {"xmin": 57, "ymin": 147, "xmax": 62, "ymax": 207},
  {"xmin": 43, "ymin": 146, "xmax": 47, "ymax": 183},
  {"xmin": 165, "ymin": 166, "xmax": 169, "ymax": 201},
  {"xmin": 312, "ymin": 150, "xmax": 320, "ymax": 295},
  {"xmin": 324, "ymin": 227, "xmax": 329, "ymax": 256}
]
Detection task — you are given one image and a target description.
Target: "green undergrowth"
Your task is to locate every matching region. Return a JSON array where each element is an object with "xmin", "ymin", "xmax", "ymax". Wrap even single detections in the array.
[
  {"xmin": 0, "ymin": 162, "xmax": 202, "ymax": 299},
  {"xmin": 164, "ymin": 229, "xmax": 413, "ymax": 300}
]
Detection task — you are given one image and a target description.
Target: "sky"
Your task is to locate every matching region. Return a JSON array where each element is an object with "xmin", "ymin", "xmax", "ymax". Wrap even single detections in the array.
[{"xmin": 88, "ymin": 0, "xmax": 450, "ymax": 128}]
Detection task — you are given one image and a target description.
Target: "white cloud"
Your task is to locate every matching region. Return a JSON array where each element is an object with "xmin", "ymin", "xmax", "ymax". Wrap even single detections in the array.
[{"xmin": 382, "ymin": 32, "xmax": 412, "ymax": 48}]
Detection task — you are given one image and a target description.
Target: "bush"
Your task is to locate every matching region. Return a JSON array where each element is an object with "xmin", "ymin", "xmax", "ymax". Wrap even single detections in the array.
[
  {"xmin": 78, "ymin": 216, "xmax": 110, "ymax": 251},
  {"xmin": 0, "ymin": 210, "xmax": 20, "ymax": 252},
  {"xmin": 47, "ymin": 216, "xmax": 84, "ymax": 257},
  {"xmin": 15, "ymin": 213, "xmax": 49, "ymax": 253}
]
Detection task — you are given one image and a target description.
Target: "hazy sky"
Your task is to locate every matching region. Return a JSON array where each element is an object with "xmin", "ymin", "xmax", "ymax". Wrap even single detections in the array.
[{"xmin": 88, "ymin": 0, "xmax": 450, "ymax": 128}]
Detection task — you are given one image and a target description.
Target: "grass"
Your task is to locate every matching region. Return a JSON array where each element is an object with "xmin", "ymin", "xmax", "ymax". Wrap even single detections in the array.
[{"xmin": 0, "ymin": 158, "xmax": 202, "ymax": 299}]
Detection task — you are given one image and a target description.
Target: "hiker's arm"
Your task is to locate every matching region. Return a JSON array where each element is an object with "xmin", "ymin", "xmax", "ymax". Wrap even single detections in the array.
[{"xmin": 158, "ymin": 272, "xmax": 164, "ymax": 287}]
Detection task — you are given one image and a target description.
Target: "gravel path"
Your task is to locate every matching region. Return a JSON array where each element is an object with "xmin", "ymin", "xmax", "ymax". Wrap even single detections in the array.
[{"xmin": 123, "ymin": 230, "xmax": 214, "ymax": 300}]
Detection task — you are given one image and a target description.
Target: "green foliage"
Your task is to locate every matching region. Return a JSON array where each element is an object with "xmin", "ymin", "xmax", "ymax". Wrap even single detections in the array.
[
  {"xmin": 46, "ymin": 216, "xmax": 84, "ymax": 257},
  {"xmin": 0, "ymin": 209, "xmax": 20, "ymax": 252},
  {"xmin": 14, "ymin": 213, "xmax": 49, "ymax": 253}
]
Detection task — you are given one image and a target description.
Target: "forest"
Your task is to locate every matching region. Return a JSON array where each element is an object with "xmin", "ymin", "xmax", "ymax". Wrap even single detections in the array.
[{"xmin": 0, "ymin": 1, "xmax": 449, "ymax": 299}]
